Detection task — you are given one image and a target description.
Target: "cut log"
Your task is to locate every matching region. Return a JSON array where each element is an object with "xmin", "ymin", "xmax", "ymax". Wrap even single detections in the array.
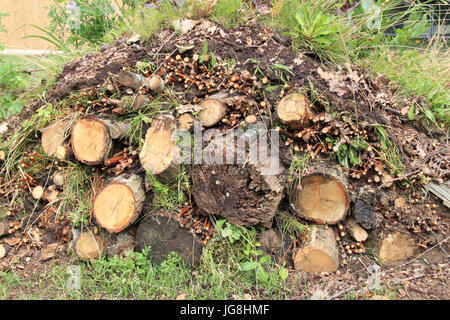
[
  {"xmin": 75, "ymin": 231, "xmax": 105, "ymax": 260},
  {"xmin": 135, "ymin": 210, "xmax": 203, "ymax": 267},
  {"xmin": 145, "ymin": 75, "xmax": 165, "ymax": 93},
  {"xmin": 294, "ymin": 225, "xmax": 339, "ymax": 273},
  {"xmin": 0, "ymin": 222, "xmax": 9, "ymax": 237},
  {"xmin": 290, "ymin": 169, "xmax": 350, "ymax": 225},
  {"xmin": 32, "ymin": 186, "xmax": 44, "ymax": 200},
  {"xmin": 192, "ymin": 130, "xmax": 286, "ymax": 227},
  {"xmin": 197, "ymin": 98, "xmax": 227, "ymax": 127},
  {"xmin": 177, "ymin": 113, "xmax": 195, "ymax": 132},
  {"xmin": 378, "ymin": 231, "xmax": 418, "ymax": 264},
  {"xmin": 276, "ymin": 92, "xmax": 312, "ymax": 129},
  {"xmin": 56, "ymin": 144, "xmax": 73, "ymax": 160},
  {"xmin": 117, "ymin": 70, "xmax": 145, "ymax": 90},
  {"xmin": 139, "ymin": 114, "xmax": 180, "ymax": 183},
  {"xmin": 71, "ymin": 116, "xmax": 129, "ymax": 165},
  {"xmin": 93, "ymin": 174, "xmax": 145, "ymax": 233},
  {"xmin": 343, "ymin": 218, "xmax": 368, "ymax": 242},
  {"xmin": 41, "ymin": 120, "xmax": 70, "ymax": 157},
  {"xmin": 353, "ymin": 190, "xmax": 379, "ymax": 229}
]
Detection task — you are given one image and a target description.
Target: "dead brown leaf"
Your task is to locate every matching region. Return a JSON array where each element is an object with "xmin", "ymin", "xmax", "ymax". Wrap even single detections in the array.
[
  {"xmin": 4, "ymin": 237, "xmax": 21, "ymax": 246},
  {"xmin": 317, "ymin": 67, "xmax": 333, "ymax": 81},
  {"xmin": 329, "ymin": 80, "xmax": 349, "ymax": 96}
]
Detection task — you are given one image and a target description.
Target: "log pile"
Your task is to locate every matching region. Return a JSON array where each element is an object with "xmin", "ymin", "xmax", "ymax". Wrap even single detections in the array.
[{"xmin": 20, "ymin": 32, "xmax": 436, "ymax": 274}]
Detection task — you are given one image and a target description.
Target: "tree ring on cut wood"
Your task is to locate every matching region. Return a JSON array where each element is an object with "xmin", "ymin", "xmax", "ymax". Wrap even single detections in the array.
[
  {"xmin": 276, "ymin": 92, "xmax": 312, "ymax": 129},
  {"xmin": 71, "ymin": 116, "xmax": 111, "ymax": 165},
  {"xmin": 291, "ymin": 173, "xmax": 349, "ymax": 224},
  {"xmin": 93, "ymin": 174, "xmax": 145, "ymax": 233},
  {"xmin": 139, "ymin": 114, "xmax": 180, "ymax": 183},
  {"xmin": 197, "ymin": 98, "xmax": 227, "ymax": 127},
  {"xmin": 75, "ymin": 231, "xmax": 105, "ymax": 260},
  {"xmin": 41, "ymin": 120, "xmax": 70, "ymax": 157}
]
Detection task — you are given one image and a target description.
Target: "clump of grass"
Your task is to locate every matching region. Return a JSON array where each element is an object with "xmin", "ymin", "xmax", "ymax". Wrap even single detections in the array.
[
  {"xmin": 374, "ymin": 125, "xmax": 405, "ymax": 176},
  {"xmin": 210, "ymin": 0, "xmax": 251, "ymax": 29},
  {"xmin": 145, "ymin": 168, "xmax": 189, "ymax": 211},
  {"xmin": 106, "ymin": 0, "xmax": 186, "ymax": 42},
  {"xmin": 362, "ymin": 44, "xmax": 449, "ymax": 126}
]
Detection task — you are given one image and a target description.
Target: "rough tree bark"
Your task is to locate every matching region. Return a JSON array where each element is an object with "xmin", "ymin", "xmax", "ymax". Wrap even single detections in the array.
[{"xmin": 192, "ymin": 129, "xmax": 287, "ymax": 227}]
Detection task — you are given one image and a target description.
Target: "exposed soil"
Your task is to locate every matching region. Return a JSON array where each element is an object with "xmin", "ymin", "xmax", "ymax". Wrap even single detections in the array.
[{"xmin": 0, "ymin": 18, "xmax": 448, "ymax": 300}]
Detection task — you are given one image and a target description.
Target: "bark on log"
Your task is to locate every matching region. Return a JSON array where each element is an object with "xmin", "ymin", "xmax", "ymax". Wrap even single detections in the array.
[
  {"xmin": 41, "ymin": 120, "xmax": 70, "ymax": 157},
  {"xmin": 139, "ymin": 114, "xmax": 180, "ymax": 183},
  {"xmin": 93, "ymin": 174, "xmax": 145, "ymax": 233},
  {"xmin": 71, "ymin": 116, "xmax": 129, "ymax": 165},
  {"xmin": 117, "ymin": 71, "xmax": 145, "ymax": 90},
  {"xmin": 276, "ymin": 92, "xmax": 312, "ymax": 130},
  {"xmin": 192, "ymin": 130, "xmax": 286, "ymax": 227},
  {"xmin": 135, "ymin": 210, "xmax": 203, "ymax": 267},
  {"xmin": 197, "ymin": 98, "xmax": 227, "ymax": 127},
  {"xmin": 294, "ymin": 225, "xmax": 339, "ymax": 273},
  {"xmin": 75, "ymin": 231, "xmax": 105, "ymax": 260},
  {"xmin": 290, "ymin": 166, "xmax": 350, "ymax": 225}
]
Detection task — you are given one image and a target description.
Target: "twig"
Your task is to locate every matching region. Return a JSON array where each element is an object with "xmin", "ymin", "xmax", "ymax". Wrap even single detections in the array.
[{"xmin": 378, "ymin": 169, "xmax": 421, "ymax": 189}]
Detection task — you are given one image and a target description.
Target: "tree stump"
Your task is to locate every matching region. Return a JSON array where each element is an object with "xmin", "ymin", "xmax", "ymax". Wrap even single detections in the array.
[
  {"xmin": 192, "ymin": 130, "xmax": 286, "ymax": 227},
  {"xmin": 294, "ymin": 225, "xmax": 339, "ymax": 273},
  {"xmin": 197, "ymin": 98, "xmax": 227, "ymax": 127},
  {"xmin": 71, "ymin": 116, "xmax": 129, "ymax": 165},
  {"xmin": 93, "ymin": 174, "xmax": 145, "ymax": 233},
  {"xmin": 139, "ymin": 114, "xmax": 180, "ymax": 183},
  {"xmin": 75, "ymin": 231, "xmax": 105, "ymax": 260},
  {"xmin": 290, "ymin": 168, "xmax": 350, "ymax": 225},
  {"xmin": 41, "ymin": 120, "xmax": 70, "ymax": 157},
  {"xmin": 135, "ymin": 210, "xmax": 203, "ymax": 267},
  {"xmin": 276, "ymin": 92, "xmax": 312, "ymax": 130}
]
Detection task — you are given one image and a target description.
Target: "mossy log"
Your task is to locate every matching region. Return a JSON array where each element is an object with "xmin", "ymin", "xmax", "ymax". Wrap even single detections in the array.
[{"xmin": 135, "ymin": 210, "xmax": 203, "ymax": 267}]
